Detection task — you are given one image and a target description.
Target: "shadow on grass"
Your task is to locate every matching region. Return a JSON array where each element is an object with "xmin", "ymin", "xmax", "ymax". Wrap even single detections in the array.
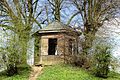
[
  {"xmin": 0, "ymin": 64, "xmax": 31, "ymax": 80},
  {"xmin": 108, "ymin": 71, "xmax": 120, "ymax": 79},
  {"xmin": 38, "ymin": 64, "xmax": 120, "ymax": 80}
]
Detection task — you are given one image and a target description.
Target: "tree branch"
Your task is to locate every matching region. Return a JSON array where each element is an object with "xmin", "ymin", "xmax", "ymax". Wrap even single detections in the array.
[{"xmin": 67, "ymin": 11, "xmax": 80, "ymax": 26}]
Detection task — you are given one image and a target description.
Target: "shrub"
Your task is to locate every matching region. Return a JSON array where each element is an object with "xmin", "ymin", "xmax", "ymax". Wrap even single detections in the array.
[
  {"xmin": 6, "ymin": 64, "xmax": 18, "ymax": 76},
  {"xmin": 73, "ymin": 54, "xmax": 86, "ymax": 67},
  {"xmin": 92, "ymin": 44, "xmax": 111, "ymax": 78}
]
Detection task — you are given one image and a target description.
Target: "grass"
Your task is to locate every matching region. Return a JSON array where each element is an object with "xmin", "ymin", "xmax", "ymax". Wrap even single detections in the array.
[
  {"xmin": 0, "ymin": 64, "xmax": 31, "ymax": 80},
  {"xmin": 0, "ymin": 64, "xmax": 119, "ymax": 80},
  {"xmin": 37, "ymin": 64, "xmax": 120, "ymax": 80}
]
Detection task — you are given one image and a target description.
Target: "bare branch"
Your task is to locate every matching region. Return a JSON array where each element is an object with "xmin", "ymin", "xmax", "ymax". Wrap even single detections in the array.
[
  {"xmin": 48, "ymin": 0, "xmax": 55, "ymax": 7},
  {"xmin": 67, "ymin": 11, "xmax": 80, "ymax": 26}
]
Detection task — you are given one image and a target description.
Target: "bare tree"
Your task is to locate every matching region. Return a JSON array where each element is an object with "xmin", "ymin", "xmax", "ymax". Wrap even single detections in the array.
[
  {"xmin": 70, "ymin": 0, "xmax": 120, "ymax": 54},
  {"xmin": 47, "ymin": 0, "xmax": 64, "ymax": 21},
  {"xmin": 46, "ymin": 0, "xmax": 80, "ymax": 23},
  {"xmin": 0, "ymin": 0, "xmax": 44, "ymax": 64}
]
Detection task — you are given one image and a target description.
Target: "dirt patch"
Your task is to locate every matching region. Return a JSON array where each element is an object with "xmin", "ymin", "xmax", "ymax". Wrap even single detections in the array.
[{"xmin": 29, "ymin": 66, "xmax": 43, "ymax": 80}]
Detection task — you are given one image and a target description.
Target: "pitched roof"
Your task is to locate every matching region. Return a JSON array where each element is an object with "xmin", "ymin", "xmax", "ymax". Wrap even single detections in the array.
[
  {"xmin": 42, "ymin": 21, "xmax": 71, "ymax": 30},
  {"xmin": 34, "ymin": 21, "xmax": 81, "ymax": 36},
  {"xmin": 38, "ymin": 21, "xmax": 75, "ymax": 33}
]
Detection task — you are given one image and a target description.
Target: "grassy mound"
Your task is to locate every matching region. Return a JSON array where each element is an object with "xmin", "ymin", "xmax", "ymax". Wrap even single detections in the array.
[{"xmin": 38, "ymin": 64, "xmax": 120, "ymax": 80}]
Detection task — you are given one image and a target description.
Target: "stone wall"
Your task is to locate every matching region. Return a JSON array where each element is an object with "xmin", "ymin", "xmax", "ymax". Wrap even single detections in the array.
[
  {"xmin": 40, "ymin": 55, "xmax": 64, "ymax": 65},
  {"xmin": 37, "ymin": 33, "xmax": 79, "ymax": 65}
]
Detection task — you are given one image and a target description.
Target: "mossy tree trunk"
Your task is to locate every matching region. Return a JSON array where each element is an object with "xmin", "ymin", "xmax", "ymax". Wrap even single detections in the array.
[{"xmin": 0, "ymin": 0, "xmax": 42, "ymax": 75}]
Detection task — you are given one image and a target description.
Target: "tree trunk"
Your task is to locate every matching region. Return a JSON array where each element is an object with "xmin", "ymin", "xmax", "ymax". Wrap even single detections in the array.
[
  {"xmin": 17, "ymin": 32, "xmax": 30, "ymax": 64},
  {"xmin": 54, "ymin": 0, "xmax": 61, "ymax": 21}
]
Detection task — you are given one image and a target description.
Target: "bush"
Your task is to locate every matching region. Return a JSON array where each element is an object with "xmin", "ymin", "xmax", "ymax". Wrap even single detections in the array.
[
  {"xmin": 6, "ymin": 64, "xmax": 31, "ymax": 76},
  {"xmin": 5, "ymin": 46, "xmax": 19, "ymax": 76},
  {"xmin": 92, "ymin": 44, "xmax": 111, "ymax": 78},
  {"xmin": 6, "ymin": 64, "xmax": 18, "ymax": 76},
  {"xmin": 71, "ymin": 53, "xmax": 91, "ymax": 69},
  {"xmin": 73, "ymin": 54, "xmax": 86, "ymax": 67}
]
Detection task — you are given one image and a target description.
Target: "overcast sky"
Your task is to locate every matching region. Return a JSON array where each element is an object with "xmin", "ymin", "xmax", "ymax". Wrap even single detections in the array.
[{"xmin": 96, "ymin": 18, "xmax": 120, "ymax": 60}]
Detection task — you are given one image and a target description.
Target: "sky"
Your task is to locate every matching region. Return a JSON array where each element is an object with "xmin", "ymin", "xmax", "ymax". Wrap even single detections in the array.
[
  {"xmin": 0, "ymin": 28, "xmax": 9, "ymax": 48},
  {"xmin": 96, "ymin": 18, "xmax": 120, "ymax": 60}
]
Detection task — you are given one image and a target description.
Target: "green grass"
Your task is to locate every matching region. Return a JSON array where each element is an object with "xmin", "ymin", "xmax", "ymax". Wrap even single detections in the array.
[
  {"xmin": 37, "ymin": 64, "xmax": 120, "ymax": 80},
  {"xmin": 0, "ymin": 65, "xmax": 31, "ymax": 80}
]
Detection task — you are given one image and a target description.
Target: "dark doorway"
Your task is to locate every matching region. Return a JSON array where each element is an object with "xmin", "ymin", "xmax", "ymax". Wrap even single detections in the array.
[{"xmin": 48, "ymin": 38, "xmax": 57, "ymax": 55}]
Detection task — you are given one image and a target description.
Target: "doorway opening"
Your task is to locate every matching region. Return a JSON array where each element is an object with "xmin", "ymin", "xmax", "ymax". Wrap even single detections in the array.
[{"xmin": 48, "ymin": 38, "xmax": 57, "ymax": 55}]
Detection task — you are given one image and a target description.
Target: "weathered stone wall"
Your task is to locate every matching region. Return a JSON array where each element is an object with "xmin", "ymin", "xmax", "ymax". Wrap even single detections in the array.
[
  {"xmin": 38, "ymin": 34, "xmax": 64, "ymax": 65},
  {"xmin": 40, "ymin": 55, "xmax": 64, "ymax": 65},
  {"xmin": 62, "ymin": 34, "xmax": 77, "ymax": 63},
  {"xmin": 57, "ymin": 34, "xmax": 65, "ymax": 56},
  {"xmin": 40, "ymin": 34, "xmax": 65, "ymax": 56},
  {"xmin": 41, "ymin": 38, "xmax": 48, "ymax": 55},
  {"xmin": 64, "ymin": 34, "xmax": 78, "ymax": 55},
  {"xmin": 37, "ymin": 33, "xmax": 79, "ymax": 65}
]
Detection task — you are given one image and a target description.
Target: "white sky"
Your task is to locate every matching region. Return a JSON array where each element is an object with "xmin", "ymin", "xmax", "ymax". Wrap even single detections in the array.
[{"xmin": 96, "ymin": 18, "xmax": 120, "ymax": 60}]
